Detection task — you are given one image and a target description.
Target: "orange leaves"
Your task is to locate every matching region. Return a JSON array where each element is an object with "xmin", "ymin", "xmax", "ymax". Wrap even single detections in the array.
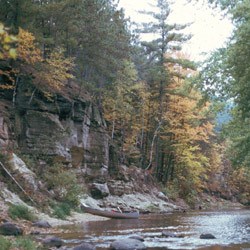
[
  {"xmin": 161, "ymin": 53, "xmax": 215, "ymax": 194},
  {"xmin": 164, "ymin": 80, "xmax": 213, "ymax": 148},
  {"xmin": 1, "ymin": 26, "xmax": 74, "ymax": 97},
  {"xmin": 17, "ymin": 28, "xmax": 42, "ymax": 64},
  {"xmin": 16, "ymin": 28, "xmax": 74, "ymax": 94}
]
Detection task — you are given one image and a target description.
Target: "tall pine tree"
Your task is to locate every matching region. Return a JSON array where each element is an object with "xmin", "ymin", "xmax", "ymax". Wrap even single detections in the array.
[{"xmin": 137, "ymin": 0, "xmax": 193, "ymax": 176}]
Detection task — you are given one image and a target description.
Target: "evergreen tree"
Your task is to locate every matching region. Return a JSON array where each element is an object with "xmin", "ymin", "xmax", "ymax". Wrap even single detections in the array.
[
  {"xmin": 0, "ymin": 0, "xmax": 34, "ymax": 32},
  {"xmin": 74, "ymin": 0, "xmax": 131, "ymax": 97},
  {"xmin": 136, "ymin": 0, "xmax": 193, "ymax": 175}
]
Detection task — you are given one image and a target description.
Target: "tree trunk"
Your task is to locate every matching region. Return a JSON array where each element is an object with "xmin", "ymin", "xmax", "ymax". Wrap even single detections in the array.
[{"xmin": 145, "ymin": 121, "xmax": 162, "ymax": 170}]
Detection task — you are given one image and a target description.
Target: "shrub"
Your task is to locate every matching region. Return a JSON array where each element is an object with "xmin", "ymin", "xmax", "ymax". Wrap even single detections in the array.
[
  {"xmin": 0, "ymin": 236, "xmax": 38, "ymax": 250},
  {"xmin": 0, "ymin": 236, "xmax": 11, "ymax": 250},
  {"xmin": 163, "ymin": 182, "xmax": 179, "ymax": 201},
  {"xmin": 13, "ymin": 237, "xmax": 37, "ymax": 250},
  {"xmin": 8, "ymin": 204, "xmax": 37, "ymax": 221},
  {"xmin": 44, "ymin": 163, "xmax": 81, "ymax": 207},
  {"xmin": 52, "ymin": 202, "xmax": 71, "ymax": 219}
]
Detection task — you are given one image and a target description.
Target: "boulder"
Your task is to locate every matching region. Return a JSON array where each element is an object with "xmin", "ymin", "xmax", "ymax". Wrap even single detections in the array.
[
  {"xmin": 80, "ymin": 196, "xmax": 101, "ymax": 209},
  {"xmin": 110, "ymin": 238, "xmax": 147, "ymax": 250},
  {"xmin": 72, "ymin": 243, "xmax": 96, "ymax": 250},
  {"xmin": 129, "ymin": 235, "xmax": 144, "ymax": 242},
  {"xmin": 200, "ymin": 233, "xmax": 216, "ymax": 239},
  {"xmin": 32, "ymin": 220, "xmax": 52, "ymax": 228},
  {"xmin": 162, "ymin": 231, "xmax": 177, "ymax": 238},
  {"xmin": 155, "ymin": 191, "xmax": 169, "ymax": 202},
  {"xmin": 42, "ymin": 236, "xmax": 63, "ymax": 248},
  {"xmin": 30, "ymin": 231, "xmax": 40, "ymax": 235},
  {"xmin": 90, "ymin": 183, "xmax": 110, "ymax": 199},
  {"xmin": 8, "ymin": 153, "xmax": 38, "ymax": 191},
  {"xmin": 0, "ymin": 222, "xmax": 23, "ymax": 236}
]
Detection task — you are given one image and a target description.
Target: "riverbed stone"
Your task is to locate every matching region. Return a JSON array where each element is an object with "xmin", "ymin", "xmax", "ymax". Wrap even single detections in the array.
[
  {"xmin": 200, "ymin": 233, "xmax": 216, "ymax": 239},
  {"xmin": 72, "ymin": 242, "xmax": 96, "ymax": 250},
  {"xmin": 0, "ymin": 222, "xmax": 23, "ymax": 236},
  {"xmin": 33, "ymin": 220, "xmax": 52, "ymax": 228},
  {"xmin": 162, "ymin": 231, "xmax": 178, "ymax": 237},
  {"xmin": 129, "ymin": 235, "xmax": 144, "ymax": 241},
  {"xmin": 42, "ymin": 236, "xmax": 63, "ymax": 248},
  {"xmin": 110, "ymin": 238, "xmax": 147, "ymax": 250}
]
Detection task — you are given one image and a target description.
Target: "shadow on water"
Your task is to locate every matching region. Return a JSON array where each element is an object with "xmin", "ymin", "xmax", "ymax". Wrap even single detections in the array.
[{"xmin": 56, "ymin": 209, "xmax": 250, "ymax": 249}]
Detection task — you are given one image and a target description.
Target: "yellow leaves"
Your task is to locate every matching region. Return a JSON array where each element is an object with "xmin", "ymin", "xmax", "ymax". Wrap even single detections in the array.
[
  {"xmin": 17, "ymin": 28, "xmax": 74, "ymax": 93},
  {"xmin": 9, "ymin": 48, "xmax": 17, "ymax": 59},
  {"xmin": 1, "ymin": 26, "xmax": 74, "ymax": 96},
  {"xmin": 17, "ymin": 28, "xmax": 42, "ymax": 64},
  {"xmin": 0, "ymin": 24, "xmax": 17, "ymax": 90},
  {"xmin": 164, "ymin": 76, "xmax": 214, "ymax": 146},
  {"xmin": 0, "ymin": 23, "xmax": 17, "ymax": 59},
  {"xmin": 161, "ymin": 52, "xmax": 215, "ymax": 194},
  {"xmin": 42, "ymin": 49, "xmax": 74, "ymax": 91}
]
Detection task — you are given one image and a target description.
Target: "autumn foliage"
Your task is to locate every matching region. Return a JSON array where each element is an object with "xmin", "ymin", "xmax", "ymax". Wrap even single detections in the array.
[
  {"xmin": 102, "ymin": 52, "xmax": 218, "ymax": 199},
  {"xmin": 17, "ymin": 28, "xmax": 42, "ymax": 64},
  {"xmin": 1, "ymin": 27, "xmax": 74, "ymax": 96},
  {"xmin": 0, "ymin": 23, "xmax": 17, "ymax": 59}
]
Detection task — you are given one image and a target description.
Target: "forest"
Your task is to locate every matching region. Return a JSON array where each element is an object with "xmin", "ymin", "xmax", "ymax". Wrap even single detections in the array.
[{"xmin": 0, "ymin": 0, "xmax": 249, "ymax": 207}]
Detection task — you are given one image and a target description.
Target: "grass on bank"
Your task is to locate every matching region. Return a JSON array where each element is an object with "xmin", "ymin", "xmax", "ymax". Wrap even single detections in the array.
[
  {"xmin": 0, "ymin": 236, "xmax": 38, "ymax": 250},
  {"xmin": 51, "ymin": 202, "xmax": 71, "ymax": 219},
  {"xmin": 8, "ymin": 204, "xmax": 37, "ymax": 222}
]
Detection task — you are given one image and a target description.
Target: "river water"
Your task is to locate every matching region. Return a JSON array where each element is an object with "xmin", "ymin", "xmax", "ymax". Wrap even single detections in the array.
[{"xmin": 58, "ymin": 209, "xmax": 250, "ymax": 249}]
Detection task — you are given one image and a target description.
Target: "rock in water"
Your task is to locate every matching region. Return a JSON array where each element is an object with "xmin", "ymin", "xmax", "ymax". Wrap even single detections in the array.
[
  {"xmin": 110, "ymin": 238, "xmax": 147, "ymax": 250},
  {"xmin": 200, "ymin": 233, "xmax": 216, "ymax": 239},
  {"xmin": 129, "ymin": 235, "xmax": 144, "ymax": 241},
  {"xmin": 162, "ymin": 231, "xmax": 177, "ymax": 237},
  {"xmin": 72, "ymin": 243, "xmax": 96, "ymax": 250},
  {"xmin": 42, "ymin": 236, "xmax": 63, "ymax": 248}
]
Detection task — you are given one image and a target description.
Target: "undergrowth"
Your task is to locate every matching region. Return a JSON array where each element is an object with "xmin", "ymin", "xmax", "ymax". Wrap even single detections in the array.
[
  {"xmin": 8, "ymin": 204, "xmax": 37, "ymax": 222},
  {"xmin": 51, "ymin": 202, "xmax": 71, "ymax": 219},
  {"xmin": 0, "ymin": 236, "xmax": 12, "ymax": 250},
  {"xmin": 0, "ymin": 236, "xmax": 38, "ymax": 250},
  {"xmin": 45, "ymin": 163, "xmax": 81, "ymax": 205}
]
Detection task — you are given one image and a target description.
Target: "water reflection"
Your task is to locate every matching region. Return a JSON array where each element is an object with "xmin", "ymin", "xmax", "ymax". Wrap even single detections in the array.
[
  {"xmin": 58, "ymin": 209, "xmax": 250, "ymax": 249},
  {"xmin": 186, "ymin": 210, "xmax": 250, "ymax": 246}
]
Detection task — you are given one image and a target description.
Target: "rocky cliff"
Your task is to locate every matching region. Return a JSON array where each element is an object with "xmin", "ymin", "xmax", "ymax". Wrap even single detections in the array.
[{"xmin": 1, "ymin": 81, "xmax": 110, "ymax": 169}]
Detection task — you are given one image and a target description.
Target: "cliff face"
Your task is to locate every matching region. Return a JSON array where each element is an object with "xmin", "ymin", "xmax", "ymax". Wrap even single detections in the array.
[
  {"xmin": 0, "ymin": 74, "xmax": 177, "ymax": 213},
  {"xmin": 0, "ymin": 75, "xmax": 111, "ymax": 172}
]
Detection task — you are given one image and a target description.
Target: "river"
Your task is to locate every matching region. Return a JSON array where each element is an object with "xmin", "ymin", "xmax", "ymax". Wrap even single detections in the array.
[{"xmin": 57, "ymin": 209, "xmax": 250, "ymax": 249}]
